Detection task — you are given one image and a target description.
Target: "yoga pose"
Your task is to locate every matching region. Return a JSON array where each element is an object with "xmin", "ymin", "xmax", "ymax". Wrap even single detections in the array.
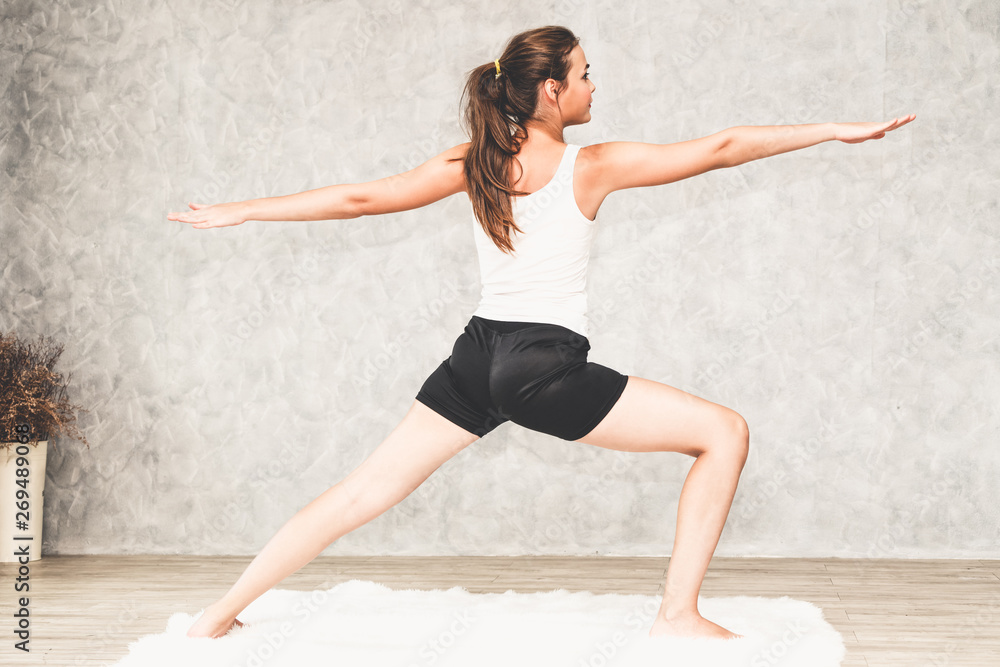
[{"xmin": 168, "ymin": 25, "xmax": 913, "ymax": 642}]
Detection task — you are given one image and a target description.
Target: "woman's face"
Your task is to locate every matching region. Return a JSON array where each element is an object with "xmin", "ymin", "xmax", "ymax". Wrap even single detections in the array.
[
  {"xmin": 540, "ymin": 43, "xmax": 594, "ymax": 127},
  {"xmin": 559, "ymin": 44, "xmax": 595, "ymax": 126}
]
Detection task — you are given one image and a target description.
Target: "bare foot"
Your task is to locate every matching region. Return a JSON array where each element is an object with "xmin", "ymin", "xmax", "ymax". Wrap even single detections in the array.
[
  {"xmin": 648, "ymin": 611, "xmax": 743, "ymax": 641},
  {"xmin": 186, "ymin": 604, "xmax": 248, "ymax": 639}
]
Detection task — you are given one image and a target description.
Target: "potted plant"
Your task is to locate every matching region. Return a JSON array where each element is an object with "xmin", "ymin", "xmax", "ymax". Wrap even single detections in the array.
[{"xmin": 1, "ymin": 332, "xmax": 89, "ymax": 563}]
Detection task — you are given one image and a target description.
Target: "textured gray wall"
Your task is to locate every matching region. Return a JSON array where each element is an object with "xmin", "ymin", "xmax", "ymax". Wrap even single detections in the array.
[{"xmin": 1, "ymin": 0, "xmax": 997, "ymax": 558}]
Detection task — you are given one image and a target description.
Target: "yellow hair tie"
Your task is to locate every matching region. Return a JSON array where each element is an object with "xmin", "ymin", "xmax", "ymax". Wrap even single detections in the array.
[{"xmin": 494, "ymin": 58, "xmax": 502, "ymax": 79}]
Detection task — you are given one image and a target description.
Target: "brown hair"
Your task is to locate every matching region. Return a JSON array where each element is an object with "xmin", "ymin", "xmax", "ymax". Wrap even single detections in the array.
[{"xmin": 449, "ymin": 26, "xmax": 580, "ymax": 254}]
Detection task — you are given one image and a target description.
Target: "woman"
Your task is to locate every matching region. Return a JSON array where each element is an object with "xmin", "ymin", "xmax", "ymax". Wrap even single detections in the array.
[{"xmin": 169, "ymin": 25, "xmax": 913, "ymax": 641}]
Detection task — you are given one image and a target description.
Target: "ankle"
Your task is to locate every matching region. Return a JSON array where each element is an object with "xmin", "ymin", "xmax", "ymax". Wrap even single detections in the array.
[
  {"xmin": 657, "ymin": 606, "xmax": 699, "ymax": 622},
  {"xmin": 204, "ymin": 599, "xmax": 239, "ymax": 620}
]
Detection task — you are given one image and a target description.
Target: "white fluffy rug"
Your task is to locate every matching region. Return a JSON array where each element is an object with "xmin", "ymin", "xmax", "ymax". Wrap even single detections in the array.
[{"xmin": 115, "ymin": 579, "xmax": 845, "ymax": 667}]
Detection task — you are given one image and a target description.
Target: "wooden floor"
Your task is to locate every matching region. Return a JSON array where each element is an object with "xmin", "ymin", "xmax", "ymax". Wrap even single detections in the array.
[{"xmin": 1, "ymin": 556, "xmax": 997, "ymax": 666}]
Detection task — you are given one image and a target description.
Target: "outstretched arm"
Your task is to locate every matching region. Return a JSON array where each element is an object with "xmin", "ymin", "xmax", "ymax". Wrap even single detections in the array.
[
  {"xmin": 719, "ymin": 114, "xmax": 916, "ymax": 167},
  {"xmin": 589, "ymin": 114, "xmax": 916, "ymax": 196},
  {"xmin": 168, "ymin": 142, "xmax": 470, "ymax": 229}
]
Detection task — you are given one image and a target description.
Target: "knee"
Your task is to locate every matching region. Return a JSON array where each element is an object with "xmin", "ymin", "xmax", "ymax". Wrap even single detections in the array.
[{"xmin": 723, "ymin": 411, "xmax": 750, "ymax": 464}]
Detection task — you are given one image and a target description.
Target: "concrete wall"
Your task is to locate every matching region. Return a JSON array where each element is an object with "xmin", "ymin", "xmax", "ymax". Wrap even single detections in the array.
[{"xmin": 1, "ymin": 0, "xmax": 997, "ymax": 557}]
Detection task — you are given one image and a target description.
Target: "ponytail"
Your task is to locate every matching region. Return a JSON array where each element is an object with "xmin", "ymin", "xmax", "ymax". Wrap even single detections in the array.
[{"xmin": 448, "ymin": 26, "xmax": 580, "ymax": 255}]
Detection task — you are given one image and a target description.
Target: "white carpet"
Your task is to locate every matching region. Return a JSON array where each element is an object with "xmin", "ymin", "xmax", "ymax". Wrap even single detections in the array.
[{"xmin": 114, "ymin": 579, "xmax": 845, "ymax": 667}]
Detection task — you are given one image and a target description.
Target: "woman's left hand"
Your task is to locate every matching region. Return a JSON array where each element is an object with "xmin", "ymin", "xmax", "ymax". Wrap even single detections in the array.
[{"xmin": 834, "ymin": 114, "xmax": 916, "ymax": 144}]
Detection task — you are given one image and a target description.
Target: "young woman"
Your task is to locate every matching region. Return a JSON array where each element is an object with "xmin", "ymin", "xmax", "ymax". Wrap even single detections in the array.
[{"xmin": 169, "ymin": 25, "xmax": 913, "ymax": 642}]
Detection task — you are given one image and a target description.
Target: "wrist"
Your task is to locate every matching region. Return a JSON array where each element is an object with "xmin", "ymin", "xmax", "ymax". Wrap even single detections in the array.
[
  {"xmin": 237, "ymin": 199, "xmax": 261, "ymax": 222},
  {"xmin": 824, "ymin": 122, "xmax": 839, "ymax": 142}
]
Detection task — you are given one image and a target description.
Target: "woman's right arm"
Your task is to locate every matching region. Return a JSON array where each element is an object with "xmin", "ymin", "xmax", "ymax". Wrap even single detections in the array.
[
  {"xmin": 168, "ymin": 142, "xmax": 470, "ymax": 229},
  {"xmin": 165, "ymin": 183, "xmax": 365, "ymax": 229}
]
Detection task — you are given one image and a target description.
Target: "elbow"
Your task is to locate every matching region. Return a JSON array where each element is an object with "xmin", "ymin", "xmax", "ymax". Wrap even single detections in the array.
[
  {"xmin": 715, "ymin": 126, "xmax": 740, "ymax": 169},
  {"xmin": 344, "ymin": 192, "xmax": 369, "ymax": 219}
]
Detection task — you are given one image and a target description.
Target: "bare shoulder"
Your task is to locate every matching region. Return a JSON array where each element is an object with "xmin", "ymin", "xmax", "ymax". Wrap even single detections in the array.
[
  {"xmin": 575, "ymin": 142, "xmax": 634, "ymax": 200},
  {"xmin": 440, "ymin": 141, "xmax": 471, "ymax": 194},
  {"xmin": 352, "ymin": 141, "xmax": 472, "ymax": 216},
  {"xmin": 578, "ymin": 134, "xmax": 730, "ymax": 194},
  {"xmin": 576, "ymin": 143, "xmax": 605, "ymax": 183},
  {"xmin": 411, "ymin": 140, "xmax": 470, "ymax": 195},
  {"xmin": 443, "ymin": 141, "xmax": 472, "ymax": 160}
]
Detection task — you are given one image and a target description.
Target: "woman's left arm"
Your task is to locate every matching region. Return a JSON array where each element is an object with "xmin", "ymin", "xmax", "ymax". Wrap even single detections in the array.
[{"xmin": 718, "ymin": 114, "xmax": 916, "ymax": 167}]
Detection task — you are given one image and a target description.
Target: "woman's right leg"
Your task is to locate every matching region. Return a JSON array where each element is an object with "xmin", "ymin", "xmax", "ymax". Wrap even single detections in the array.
[
  {"xmin": 186, "ymin": 399, "xmax": 481, "ymax": 638},
  {"xmin": 571, "ymin": 375, "xmax": 750, "ymax": 641}
]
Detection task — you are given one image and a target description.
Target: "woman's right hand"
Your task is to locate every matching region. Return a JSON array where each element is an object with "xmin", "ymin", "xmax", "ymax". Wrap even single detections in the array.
[
  {"xmin": 833, "ymin": 115, "xmax": 916, "ymax": 144},
  {"xmin": 167, "ymin": 202, "xmax": 248, "ymax": 229}
]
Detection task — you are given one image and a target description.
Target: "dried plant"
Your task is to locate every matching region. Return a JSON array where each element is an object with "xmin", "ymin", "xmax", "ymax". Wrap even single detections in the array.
[{"xmin": 0, "ymin": 332, "xmax": 90, "ymax": 451}]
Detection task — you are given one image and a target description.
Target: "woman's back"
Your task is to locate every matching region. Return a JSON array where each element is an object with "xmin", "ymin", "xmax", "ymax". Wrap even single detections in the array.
[{"xmin": 471, "ymin": 142, "xmax": 598, "ymax": 337}]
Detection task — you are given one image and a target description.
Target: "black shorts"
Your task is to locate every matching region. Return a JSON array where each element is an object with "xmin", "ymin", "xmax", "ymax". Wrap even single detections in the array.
[{"xmin": 415, "ymin": 315, "xmax": 629, "ymax": 440}]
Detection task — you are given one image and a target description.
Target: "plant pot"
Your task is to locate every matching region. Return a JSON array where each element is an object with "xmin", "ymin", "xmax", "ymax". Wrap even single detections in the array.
[{"xmin": 0, "ymin": 441, "xmax": 48, "ymax": 563}]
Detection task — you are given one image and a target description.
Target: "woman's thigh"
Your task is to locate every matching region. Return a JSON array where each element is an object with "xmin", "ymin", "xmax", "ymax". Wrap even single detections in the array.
[
  {"xmin": 339, "ymin": 399, "xmax": 481, "ymax": 507},
  {"xmin": 572, "ymin": 375, "xmax": 749, "ymax": 457}
]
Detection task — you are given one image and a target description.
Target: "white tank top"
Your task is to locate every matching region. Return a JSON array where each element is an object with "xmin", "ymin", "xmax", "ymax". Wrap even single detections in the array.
[{"xmin": 471, "ymin": 143, "xmax": 597, "ymax": 337}]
